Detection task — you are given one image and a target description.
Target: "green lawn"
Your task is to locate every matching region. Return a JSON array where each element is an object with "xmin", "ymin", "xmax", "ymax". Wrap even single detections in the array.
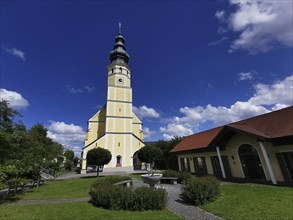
[
  {"xmin": 129, "ymin": 173, "xmax": 143, "ymax": 181},
  {"xmin": 3, "ymin": 175, "xmax": 292, "ymax": 220},
  {"xmin": 0, "ymin": 202, "xmax": 181, "ymax": 220},
  {"xmin": 1, "ymin": 176, "xmax": 181, "ymax": 220},
  {"xmin": 18, "ymin": 177, "xmax": 96, "ymax": 200},
  {"xmin": 200, "ymin": 183, "xmax": 293, "ymax": 220}
]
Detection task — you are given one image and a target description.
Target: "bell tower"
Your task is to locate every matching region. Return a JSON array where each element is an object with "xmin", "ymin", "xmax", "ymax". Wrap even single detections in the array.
[{"xmin": 81, "ymin": 25, "xmax": 144, "ymax": 173}]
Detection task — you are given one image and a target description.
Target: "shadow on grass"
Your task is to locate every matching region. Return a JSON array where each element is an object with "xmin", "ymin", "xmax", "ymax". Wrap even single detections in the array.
[{"xmin": 0, "ymin": 192, "xmax": 21, "ymax": 204}]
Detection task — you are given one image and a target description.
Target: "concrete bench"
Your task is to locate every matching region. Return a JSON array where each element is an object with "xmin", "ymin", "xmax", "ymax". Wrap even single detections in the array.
[
  {"xmin": 113, "ymin": 180, "xmax": 132, "ymax": 187},
  {"xmin": 160, "ymin": 177, "xmax": 178, "ymax": 184}
]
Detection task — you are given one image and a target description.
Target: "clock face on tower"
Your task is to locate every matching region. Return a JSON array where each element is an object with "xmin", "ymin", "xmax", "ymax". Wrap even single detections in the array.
[{"xmin": 117, "ymin": 77, "xmax": 124, "ymax": 85}]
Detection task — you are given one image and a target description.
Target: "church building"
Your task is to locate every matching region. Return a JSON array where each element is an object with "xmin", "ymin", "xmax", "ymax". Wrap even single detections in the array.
[{"xmin": 80, "ymin": 30, "xmax": 144, "ymax": 174}]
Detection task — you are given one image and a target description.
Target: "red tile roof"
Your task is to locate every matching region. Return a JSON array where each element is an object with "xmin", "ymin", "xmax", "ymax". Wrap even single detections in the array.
[
  {"xmin": 170, "ymin": 106, "xmax": 293, "ymax": 153},
  {"xmin": 170, "ymin": 127, "xmax": 223, "ymax": 153}
]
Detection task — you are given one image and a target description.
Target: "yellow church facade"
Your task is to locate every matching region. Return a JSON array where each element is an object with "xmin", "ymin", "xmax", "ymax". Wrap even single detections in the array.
[{"xmin": 80, "ymin": 31, "xmax": 144, "ymax": 174}]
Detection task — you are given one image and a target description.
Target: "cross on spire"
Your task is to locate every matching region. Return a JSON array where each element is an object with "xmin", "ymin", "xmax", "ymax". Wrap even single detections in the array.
[{"xmin": 118, "ymin": 22, "xmax": 122, "ymax": 34}]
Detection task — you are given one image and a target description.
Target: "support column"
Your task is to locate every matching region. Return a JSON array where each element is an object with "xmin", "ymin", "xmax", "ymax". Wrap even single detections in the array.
[
  {"xmin": 259, "ymin": 142, "xmax": 277, "ymax": 185},
  {"xmin": 80, "ymin": 151, "xmax": 87, "ymax": 174},
  {"xmin": 216, "ymin": 146, "xmax": 226, "ymax": 179}
]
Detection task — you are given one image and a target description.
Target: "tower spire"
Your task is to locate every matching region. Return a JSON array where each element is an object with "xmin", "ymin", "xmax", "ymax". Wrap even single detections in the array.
[{"xmin": 109, "ymin": 25, "xmax": 130, "ymax": 65}]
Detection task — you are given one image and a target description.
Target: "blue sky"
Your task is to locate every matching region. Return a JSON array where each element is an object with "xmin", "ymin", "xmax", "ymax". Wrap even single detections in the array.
[{"xmin": 1, "ymin": 0, "xmax": 292, "ymax": 156}]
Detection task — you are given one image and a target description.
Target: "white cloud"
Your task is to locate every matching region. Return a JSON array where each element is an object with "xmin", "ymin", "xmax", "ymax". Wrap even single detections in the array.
[
  {"xmin": 215, "ymin": 10, "xmax": 226, "ymax": 21},
  {"xmin": 162, "ymin": 134, "xmax": 174, "ymax": 141},
  {"xmin": 65, "ymin": 85, "xmax": 96, "ymax": 94},
  {"xmin": 65, "ymin": 85, "xmax": 83, "ymax": 94},
  {"xmin": 208, "ymin": 36, "xmax": 229, "ymax": 46},
  {"xmin": 160, "ymin": 74, "xmax": 292, "ymax": 138},
  {"xmin": 160, "ymin": 123, "xmax": 193, "ymax": 137},
  {"xmin": 133, "ymin": 105, "xmax": 160, "ymax": 119},
  {"xmin": 4, "ymin": 47, "xmax": 26, "ymax": 60},
  {"xmin": 85, "ymin": 86, "xmax": 95, "ymax": 92},
  {"xmin": 216, "ymin": 0, "xmax": 293, "ymax": 54},
  {"xmin": 248, "ymin": 75, "xmax": 293, "ymax": 106},
  {"xmin": 47, "ymin": 121, "xmax": 85, "ymax": 156},
  {"xmin": 238, "ymin": 71, "xmax": 256, "ymax": 81},
  {"xmin": 142, "ymin": 127, "xmax": 156, "ymax": 139},
  {"xmin": 0, "ymin": 88, "xmax": 29, "ymax": 109},
  {"xmin": 48, "ymin": 121, "xmax": 84, "ymax": 134}
]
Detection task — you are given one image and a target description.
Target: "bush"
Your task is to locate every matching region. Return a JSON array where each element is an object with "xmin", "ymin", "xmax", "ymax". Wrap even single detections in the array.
[
  {"xmin": 178, "ymin": 172, "xmax": 192, "ymax": 184},
  {"xmin": 162, "ymin": 170, "xmax": 192, "ymax": 184},
  {"xmin": 181, "ymin": 176, "xmax": 220, "ymax": 205},
  {"xmin": 64, "ymin": 160, "xmax": 73, "ymax": 171},
  {"xmin": 90, "ymin": 176, "xmax": 167, "ymax": 210},
  {"xmin": 163, "ymin": 169, "xmax": 180, "ymax": 178},
  {"xmin": 90, "ymin": 183, "xmax": 133, "ymax": 210},
  {"xmin": 132, "ymin": 187, "xmax": 167, "ymax": 210}
]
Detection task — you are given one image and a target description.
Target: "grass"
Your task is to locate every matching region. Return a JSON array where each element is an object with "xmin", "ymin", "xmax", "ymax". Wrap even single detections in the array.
[
  {"xmin": 129, "ymin": 173, "xmax": 143, "ymax": 181},
  {"xmin": 3, "ymin": 174, "xmax": 292, "ymax": 220},
  {"xmin": 17, "ymin": 177, "xmax": 97, "ymax": 200},
  {"xmin": 0, "ymin": 176, "xmax": 181, "ymax": 220},
  {"xmin": 0, "ymin": 202, "xmax": 181, "ymax": 220},
  {"xmin": 200, "ymin": 183, "xmax": 293, "ymax": 220}
]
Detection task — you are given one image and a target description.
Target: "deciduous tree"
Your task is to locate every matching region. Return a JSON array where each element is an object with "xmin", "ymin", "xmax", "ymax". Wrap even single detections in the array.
[{"xmin": 86, "ymin": 148, "xmax": 111, "ymax": 176}]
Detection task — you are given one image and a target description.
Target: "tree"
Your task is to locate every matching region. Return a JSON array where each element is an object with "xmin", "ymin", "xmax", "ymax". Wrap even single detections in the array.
[
  {"xmin": 153, "ymin": 136, "xmax": 182, "ymax": 170},
  {"xmin": 138, "ymin": 145, "xmax": 163, "ymax": 175},
  {"xmin": 73, "ymin": 157, "xmax": 79, "ymax": 167},
  {"xmin": 25, "ymin": 124, "xmax": 63, "ymax": 186},
  {"xmin": 0, "ymin": 100, "xmax": 23, "ymax": 164},
  {"xmin": 64, "ymin": 149, "xmax": 74, "ymax": 161},
  {"xmin": 86, "ymin": 148, "xmax": 111, "ymax": 176},
  {"xmin": 0, "ymin": 100, "xmax": 65, "ymax": 190},
  {"xmin": 0, "ymin": 100, "xmax": 21, "ymax": 133}
]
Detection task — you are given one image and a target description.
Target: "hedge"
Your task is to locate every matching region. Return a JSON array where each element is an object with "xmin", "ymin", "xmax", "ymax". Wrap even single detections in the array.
[{"xmin": 89, "ymin": 176, "xmax": 167, "ymax": 210}]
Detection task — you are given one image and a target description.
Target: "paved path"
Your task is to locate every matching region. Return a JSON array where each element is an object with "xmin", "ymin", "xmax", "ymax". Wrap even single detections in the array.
[{"xmin": 3, "ymin": 172, "xmax": 224, "ymax": 220}]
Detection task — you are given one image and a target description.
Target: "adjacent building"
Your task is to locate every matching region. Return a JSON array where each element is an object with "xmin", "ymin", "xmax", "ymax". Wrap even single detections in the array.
[
  {"xmin": 170, "ymin": 106, "xmax": 293, "ymax": 185},
  {"xmin": 80, "ymin": 31, "xmax": 144, "ymax": 174}
]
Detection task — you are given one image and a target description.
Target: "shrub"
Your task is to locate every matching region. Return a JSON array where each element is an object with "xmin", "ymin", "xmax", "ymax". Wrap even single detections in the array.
[
  {"xmin": 178, "ymin": 172, "xmax": 192, "ymax": 183},
  {"xmin": 181, "ymin": 176, "xmax": 220, "ymax": 205},
  {"xmin": 163, "ymin": 169, "xmax": 180, "ymax": 178},
  {"xmin": 132, "ymin": 187, "xmax": 167, "ymax": 210},
  {"xmin": 64, "ymin": 160, "xmax": 73, "ymax": 171},
  {"xmin": 89, "ymin": 176, "xmax": 167, "ymax": 210},
  {"xmin": 90, "ymin": 183, "xmax": 133, "ymax": 210},
  {"xmin": 162, "ymin": 170, "xmax": 192, "ymax": 183}
]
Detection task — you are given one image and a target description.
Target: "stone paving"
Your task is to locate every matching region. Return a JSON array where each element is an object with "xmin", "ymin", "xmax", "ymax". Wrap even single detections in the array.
[{"xmin": 3, "ymin": 172, "xmax": 224, "ymax": 220}]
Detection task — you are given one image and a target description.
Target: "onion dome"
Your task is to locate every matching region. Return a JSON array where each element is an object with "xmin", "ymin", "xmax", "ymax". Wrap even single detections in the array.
[{"xmin": 109, "ymin": 33, "xmax": 130, "ymax": 64}]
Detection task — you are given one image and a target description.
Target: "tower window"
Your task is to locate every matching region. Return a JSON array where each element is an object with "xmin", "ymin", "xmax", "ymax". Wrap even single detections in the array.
[
  {"xmin": 120, "ymin": 67, "xmax": 122, "ymax": 73},
  {"xmin": 119, "ymin": 108, "xmax": 121, "ymax": 112},
  {"xmin": 118, "ymin": 142, "xmax": 120, "ymax": 147}
]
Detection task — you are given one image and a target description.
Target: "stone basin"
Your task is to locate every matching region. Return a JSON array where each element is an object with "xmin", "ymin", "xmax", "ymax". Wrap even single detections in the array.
[{"xmin": 141, "ymin": 173, "xmax": 162, "ymax": 187}]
